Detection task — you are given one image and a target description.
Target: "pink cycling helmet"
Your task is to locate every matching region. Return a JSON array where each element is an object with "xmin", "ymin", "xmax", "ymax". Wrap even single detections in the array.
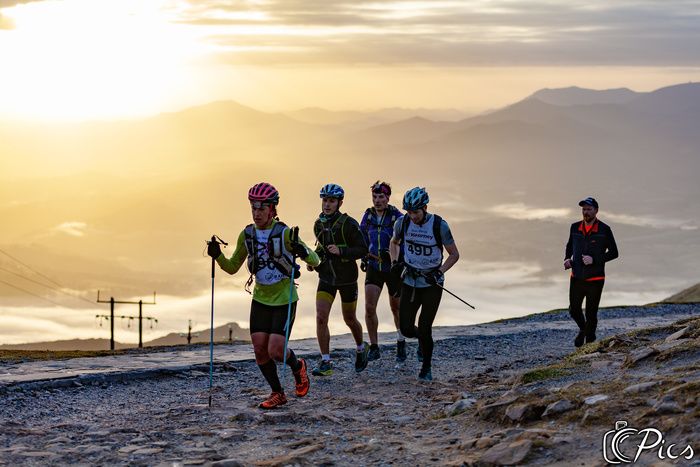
[{"xmin": 248, "ymin": 182, "xmax": 280, "ymax": 205}]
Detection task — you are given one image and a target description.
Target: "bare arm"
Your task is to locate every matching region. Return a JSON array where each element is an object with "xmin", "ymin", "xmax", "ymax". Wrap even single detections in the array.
[
  {"xmin": 390, "ymin": 236, "xmax": 401, "ymax": 263},
  {"xmin": 440, "ymin": 242, "xmax": 459, "ymax": 274}
]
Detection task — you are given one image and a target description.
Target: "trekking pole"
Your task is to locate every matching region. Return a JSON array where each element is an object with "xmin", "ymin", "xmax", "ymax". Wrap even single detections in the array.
[
  {"xmin": 420, "ymin": 271, "xmax": 475, "ymax": 309},
  {"xmin": 433, "ymin": 282, "xmax": 476, "ymax": 309},
  {"xmin": 280, "ymin": 227, "xmax": 299, "ymax": 386},
  {"xmin": 206, "ymin": 235, "xmax": 228, "ymax": 407}
]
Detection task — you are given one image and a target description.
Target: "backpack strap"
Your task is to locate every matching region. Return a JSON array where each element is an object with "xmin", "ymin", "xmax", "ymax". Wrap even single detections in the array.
[
  {"xmin": 432, "ymin": 214, "xmax": 443, "ymax": 252},
  {"xmin": 336, "ymin": 213, "xmax": 349, "ymax": 246},
  {"xmin": 361, "ymin": 207, "xmax": 372, "ymax": 227},
  {"xmin": 243, "ymin": 224, "xmax": 257, "ymax": 270},
  {"xmin": 399, "ymin": 214, "xmax": 411, "ymax": 242}
]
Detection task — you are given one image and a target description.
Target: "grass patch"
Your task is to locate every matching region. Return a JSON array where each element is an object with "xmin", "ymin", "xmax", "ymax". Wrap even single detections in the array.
[
  {"xmin": 521, "ymin": 366, "xmax": 570, "ymax": 384},
  {"xmin": 0, "ymin": 349, "xmax": 123, "ymax": 363},
  {"xmin": 0, "ymin": 340, "xmax": 250, "ymax": 364}
]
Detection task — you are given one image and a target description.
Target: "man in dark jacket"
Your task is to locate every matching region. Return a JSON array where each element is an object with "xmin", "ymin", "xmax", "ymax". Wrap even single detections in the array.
[
  {"xmin": 311, "ymin": 183, "xmax": 370, "ymax": 376},
  {"xmin": 564, "ymin": 197, "xmax": 619, "ymax": 347},
  {"xmin": 360, "ymin": 181, "xmax": 405, "ymax": 362}
]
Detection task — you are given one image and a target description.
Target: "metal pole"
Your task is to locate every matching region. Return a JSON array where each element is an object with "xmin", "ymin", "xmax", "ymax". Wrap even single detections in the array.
[
  {"xmin": 433, "ymin": 282, "xmax": 476, "ymax": 309},
  {"xmin": 281, "ymin": 227, "xmax": 299, "ymax": 386},
  {"xmin": 110, "ymin": 297, "xmax": 115, "ymax": 350},
  {"xmin": 209, "ymin": 257, "xmax": 215, "ymax": 407},
  {"xmin": 138, "ymin": 300, "xmax": 143, "ymax": 348}
]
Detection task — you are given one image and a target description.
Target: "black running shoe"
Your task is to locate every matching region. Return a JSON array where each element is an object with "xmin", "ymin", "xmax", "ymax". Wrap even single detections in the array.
[
  {"xmin": 396, "ymin": 340, "xmax": 407, "ymax": 362},
  {"xmin": 586, "ymin": 334, "xmax": 596, "ymax": 344},
  {"xmin": 574, "ymin": 330, "xmax": 586, "ymax": 348},
  {"xmin": 368, "ymin": 344, "xmax": 380, "ymax": 361},
  {"xmin": 418, "ymin": 367, "xmax": 432, "ymax": 381},
  {"xmin": 355, "ymin": 342, "xmax": 370, "ymax": 372}
]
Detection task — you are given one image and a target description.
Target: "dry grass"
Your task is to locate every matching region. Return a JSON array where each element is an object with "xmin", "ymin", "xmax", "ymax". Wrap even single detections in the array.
[{"xmin": 0, "ymin": 349, "xmax": 123, "ymax": 363}]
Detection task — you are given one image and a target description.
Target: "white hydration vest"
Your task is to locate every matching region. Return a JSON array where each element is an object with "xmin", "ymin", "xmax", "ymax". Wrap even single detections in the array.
[
  {"xmin": 244, "ymin": 224, "xmax": 293, "ymax": 285},
  {"xmin": 402, "ymin": 215, "xmax": 443, "ymax": 271}
]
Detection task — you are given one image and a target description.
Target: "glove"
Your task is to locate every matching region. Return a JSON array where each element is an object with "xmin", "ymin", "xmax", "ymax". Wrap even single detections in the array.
[
  {"xmin": 379, "ymin": 249, "xmax": 391, "ymax": 265},
  {"xmin": 390, "ymin": 260, "xmax": 404, "ymax": 277},
  {"xmin": 425, "ymin": 269, "xmax": 444, "ymax": 285},
  {"xmin": 360, "ymin": 257, "xmax": 368, "ymax": 272},
  {"xmin": 207, "ymin": 239, "xmax": 222, "ymax": 259},
  {"xmin": 207, "ymin": 240, "xmax": 222, "ymax": 259},
  {"xmin": 290, "ymin": 241, "xmax": 308, "ymax": 258}
]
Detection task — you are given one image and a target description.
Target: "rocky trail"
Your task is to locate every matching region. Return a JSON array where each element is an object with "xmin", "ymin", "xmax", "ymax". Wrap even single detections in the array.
[{"xmin": 1, "ymin": 303, "xmax": 698, "ymax": 466}]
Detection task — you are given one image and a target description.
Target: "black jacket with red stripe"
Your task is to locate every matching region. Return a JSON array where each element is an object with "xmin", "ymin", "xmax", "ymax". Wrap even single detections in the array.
[{"xmin": 565, "ymin": 219, "xmax": 619, "ymax": 280}]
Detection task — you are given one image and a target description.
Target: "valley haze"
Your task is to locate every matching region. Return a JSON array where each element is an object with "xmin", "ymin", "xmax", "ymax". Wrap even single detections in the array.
[{"xmin": 1, "ymin": 83, "xmax": 699, "ymax": 347}]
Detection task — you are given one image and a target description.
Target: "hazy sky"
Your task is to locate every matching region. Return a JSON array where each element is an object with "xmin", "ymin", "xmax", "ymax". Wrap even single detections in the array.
[{"xmin": 1, "ymin": 0, "xmax": 699, "ymax": 120}]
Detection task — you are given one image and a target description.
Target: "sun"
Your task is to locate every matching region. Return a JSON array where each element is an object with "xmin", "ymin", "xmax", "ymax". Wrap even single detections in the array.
[{"xmin": 0, "ymin": 0, "xmax": 208, "ymax": 121}]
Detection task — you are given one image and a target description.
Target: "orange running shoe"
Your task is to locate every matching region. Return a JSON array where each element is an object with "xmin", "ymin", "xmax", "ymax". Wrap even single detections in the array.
[
  {"xmin": 293, "ymin": 358, "xmax": 310, "ymax": 397},
  {"xmin": 258, "ymin": 391, "xmax": 287, "ymax": 409}
]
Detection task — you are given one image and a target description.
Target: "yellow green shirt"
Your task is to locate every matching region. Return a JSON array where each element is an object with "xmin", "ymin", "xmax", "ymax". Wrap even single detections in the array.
[{"xmin": 216, "ymin": 220, "xmax": 320, "ymax": 306}]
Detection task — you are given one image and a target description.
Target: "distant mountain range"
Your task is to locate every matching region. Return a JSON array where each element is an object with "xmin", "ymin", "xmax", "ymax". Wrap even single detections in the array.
[
  {"xmin": 1, "ymin": 81, "xmax": 699, "ymax": 341},
  {"xmin": 0, "ymin": 322, "xmax": 249, "ymax": 351},
  {"xmin": 664, "ymin": 282, "xmax": 700, "ymax": 303}
]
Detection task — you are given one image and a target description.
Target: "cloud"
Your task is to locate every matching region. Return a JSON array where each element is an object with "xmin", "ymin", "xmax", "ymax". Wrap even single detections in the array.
[
  {"xmin": 605, "ymin": 212, "xmax": 698, "ymax": 230},
  {"xmin": 51, "ymin": 221, "xmax": 87, "ymax": 237},
  {"xmin": 486, "ymin": 204, "xmax": 698, "ymax": 230},
  {"xmin": 488, "ymin": 203, "xmax": 571, "ymax": 221},
  {"xmin": 174, "ymin": 0, "xmax": 700, "ymax": 66},
  {"xmin": 0, "ymin": 0, "xmax": 45, "ymax": 7},
  {"xmin": 0, "ymin": 12, "xmax": 15, "ymax": 30}
]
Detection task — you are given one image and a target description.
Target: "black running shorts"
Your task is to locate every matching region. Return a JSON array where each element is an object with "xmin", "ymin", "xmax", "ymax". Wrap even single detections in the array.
[
  {"xmin": 364, "ymin": 266, "xmax": 402, "ymax": 298},
  {"xmin": 316, "ymin": 281, "xmax": 358, "ymax": 304},
  {"xmin": 249, "ymin": 300, "xmax": 297, "ymax": 336}
]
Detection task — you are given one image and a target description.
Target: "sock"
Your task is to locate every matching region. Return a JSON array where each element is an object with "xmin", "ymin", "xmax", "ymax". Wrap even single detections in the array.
[
  {"xmin": 258, "ymin": 360, "xmax": 282, "ymax": 393},
  {"xmin": 322, "ymin": 354, "xmax": 331, "ymax": 362},
  {"xmin": 285, "ymin": 349, "xmax": 301, "ymax": 373},
  {"xmin": 397, "ymin": 331, "xmax": 405, "ymax": 342},
  {"xmin": 370, "ymin": 343, "xmax": 379, "ymax": 349},
  {"xmin": 356, "ymin": 343, "xmax": 365, "ymax": 352}
]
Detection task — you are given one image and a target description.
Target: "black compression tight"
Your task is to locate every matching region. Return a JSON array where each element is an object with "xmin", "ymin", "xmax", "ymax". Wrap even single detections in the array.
[{"xmin": 398, "ymin": 284, "xmax": 443, "ymax": 369}]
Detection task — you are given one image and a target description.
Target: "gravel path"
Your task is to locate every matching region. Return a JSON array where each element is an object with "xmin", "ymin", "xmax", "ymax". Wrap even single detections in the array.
[{"xmin": 0, "ymin": 303, "xmax": 697, "ymax": 466}]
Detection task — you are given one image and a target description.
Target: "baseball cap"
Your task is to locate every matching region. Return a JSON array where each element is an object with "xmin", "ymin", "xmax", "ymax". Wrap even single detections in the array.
[{"xmin": 578, "ymin": 197, "xmax": 599, "ymax": 209}]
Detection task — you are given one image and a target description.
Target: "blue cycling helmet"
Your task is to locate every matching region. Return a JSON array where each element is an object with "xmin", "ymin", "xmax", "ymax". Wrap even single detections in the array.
[
  {"xmin": 403, "ymin": 187, "xmax": 429, "ymax": 210},
  {"xmin": 320, "ymin": 183, "xmax": 345, "ymax": 200}
]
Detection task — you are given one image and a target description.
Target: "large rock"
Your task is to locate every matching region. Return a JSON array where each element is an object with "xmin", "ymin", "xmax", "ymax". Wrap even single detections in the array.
[
  {"xmin": 504, "ymin": 403, "xmax": 544, "ymax": 423},
  {"xmin": 652, "ymin": 401, "xmax": 683, "ymax": 415},
  {"xmin": 475, "ymin": 436, "xmax": 500, "ymax": 449},
  {"xmin": 584, "ymin": 394, "xmax": 609, "ymax": 405},
  {"xmin": 478, "ymin": 396, "xmax": 519, "ymax": 420},
  {"xmin": 444, "ymin": 398, "xmax": 477, "ymax": 417},
  {"xmin": 542, "ymin": 399, "xmax": 575, "ymax": 418},
  {"xmin": 516, "ymin": 428, "xmax": 557, "ymax": 441},
  {"xmin": 665, "ymin": 327, "xmax": 690, "ymax": 342},
  {"xmin": 256, "ymin": 444, "xmax": 324, "ymax": 466},
  {"xmin": 211, "ymin": 460, "xmax": 245, "ymax": 467},
  {"xmin": 625, "ymin": 347, "xmax": 660, "ymax": 366},
  {"xmin": 623, "ymin": 381, "xmax": 660, "ymax": 394},
  {"xmin": 479, "ymin": 439, "xmax": 533, "ymax": 466},
  {"xmin": 653, "ymin": 338, "xmax": 691, "ymax": 353}
]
